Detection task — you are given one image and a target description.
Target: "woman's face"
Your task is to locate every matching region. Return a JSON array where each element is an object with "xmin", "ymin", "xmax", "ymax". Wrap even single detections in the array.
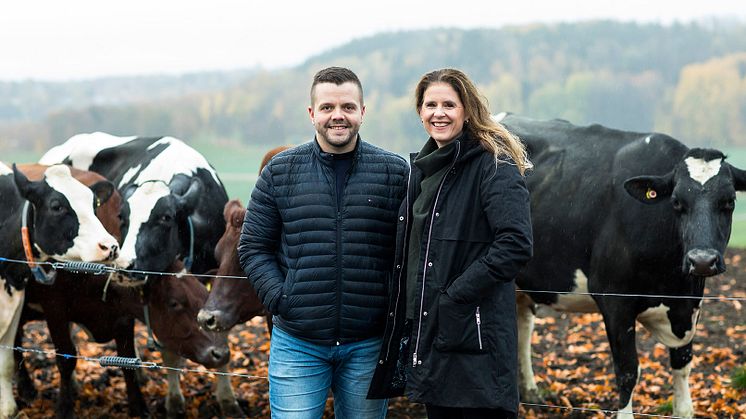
[{"xmin": 419, "ymin": 82, "xmax": 465, "ymax": 147}]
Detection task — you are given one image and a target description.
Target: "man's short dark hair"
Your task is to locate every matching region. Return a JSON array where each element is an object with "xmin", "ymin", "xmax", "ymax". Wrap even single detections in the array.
[{"xmin": 310, "ymin": 67, "xmax": 364, "ymax": 105}]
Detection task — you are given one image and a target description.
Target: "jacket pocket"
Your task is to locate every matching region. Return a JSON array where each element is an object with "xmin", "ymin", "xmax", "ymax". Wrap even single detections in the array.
[
  {"xmin": 434, "ymin": 293, "xmax": 486, "ymax": 353},
  {"xmin": 277, "ymin": 271, "xmax": 295, "ymax": 317}
]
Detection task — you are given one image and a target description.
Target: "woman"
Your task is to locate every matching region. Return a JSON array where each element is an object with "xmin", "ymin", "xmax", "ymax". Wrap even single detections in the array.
[{"xmin": 368, "ymin": 68, "xmax": 533, "ymax": 419}]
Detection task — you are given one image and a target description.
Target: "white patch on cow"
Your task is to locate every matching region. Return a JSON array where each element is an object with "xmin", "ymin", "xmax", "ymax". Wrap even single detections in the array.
[
  {"xmin": 116, "ymin": 181, "xmax": 170, "ymax": 268},
  {"xmin": 616, "ymin": 365, "xmax": 640, "ymax": 419},
  {"xmin": 492, "ymin": 112, "xmax": 508, "ymax": 122},
  {"xmin": 39, "ymin": 132, "xmax": 138, "ymax": 168},
  {"xmin": 0, "ymin": 162, "xmax": 11, "ymax": 176},
  {"xmin": 684, "ymin": 157, "xmax": 722, "ymax": 186},
  {"xmin": 672, "ymin": 364, "xmax": 694, "ymax": 417},
  {"xmin": 134, "ymin": 136, "xmax": 222, "ymax": 186},
  {"xmin": 636, "ymin": 303, "xmax": 699, "ymax": 348},
  {"xmin": 552, "ymin": 269, "xmax": 599, "ymax": 313},
  {"xmin": 516, "ymin": 297, "xmax": 539, "ymax": 398},
  {"xmin": 617, "ymin": 399, "xmax": 634, "ymax": 419},
  {"xmin": 119, "ymin": 164, "xmax": 142, "ymax": 188},
  {"xmin": 0, "ymin": 277, "xmax": 24, "ymax": 418},
  {"xmin": 42, "ymin": 165, "xmax": 119, "ymax": 262},
  {"xmin": 644, "ymin": 135, "xmax": 652, "ymax": 144}
]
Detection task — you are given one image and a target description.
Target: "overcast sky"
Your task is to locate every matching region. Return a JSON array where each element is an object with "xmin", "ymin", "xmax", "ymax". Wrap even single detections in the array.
[{"xmin": 1, "ymin": 0, "xmax": 744, "ymax": 81}]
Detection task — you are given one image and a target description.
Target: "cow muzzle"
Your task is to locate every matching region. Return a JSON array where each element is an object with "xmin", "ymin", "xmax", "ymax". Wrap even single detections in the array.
[
  {"xmin": 685, "ymin": 248, "xmax": 723, "ymax": 277},
  {"xmin": 197, "ymin": 309, "xmax": 225, "ymax": 332}
]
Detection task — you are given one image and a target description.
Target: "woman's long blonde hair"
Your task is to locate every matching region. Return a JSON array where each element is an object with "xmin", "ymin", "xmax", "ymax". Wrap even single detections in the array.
[{"xmin": 415, "ymin": 68, "xmax": 532, "ymax": 175}]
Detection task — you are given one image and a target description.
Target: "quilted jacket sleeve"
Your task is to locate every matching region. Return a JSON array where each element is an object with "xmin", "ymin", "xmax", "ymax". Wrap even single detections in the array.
[{"xmin": 238, "ymin": 163, "xmax": 284, "ymax": 313}]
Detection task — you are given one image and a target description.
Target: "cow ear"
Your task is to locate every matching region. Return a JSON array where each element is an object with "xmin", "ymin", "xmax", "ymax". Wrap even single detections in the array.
[
  {"xmin": 176, "ymin": 177, "xmax": 202, "ymax": 216},
  {"xmin": 90, "ymin": 180, "xmax": 115, "ymax": 206},
  {"xmin": 730, "ymin": 166, "xmax": 746, "ymax": 191},
  {"xmin": 12, "ymin": 163, "xmax": 43, "ymax": 202},
  {"xmin": 624, "ymin": 173, "xmax": 674, "ymax": 204}
]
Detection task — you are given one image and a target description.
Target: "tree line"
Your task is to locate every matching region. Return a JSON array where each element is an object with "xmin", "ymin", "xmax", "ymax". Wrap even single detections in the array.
[{"xmin": 2, "ymin": 20, "xmax": 746, "ymax": 154}]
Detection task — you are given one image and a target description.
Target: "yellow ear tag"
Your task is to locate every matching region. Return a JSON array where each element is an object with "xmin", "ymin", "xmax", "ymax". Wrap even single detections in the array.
[{"xmin": 645, "ymin": 188, "xmax": 657, "ymax": 200}]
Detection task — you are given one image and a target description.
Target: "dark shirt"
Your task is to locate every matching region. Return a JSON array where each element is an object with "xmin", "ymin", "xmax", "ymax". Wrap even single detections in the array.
[{"xmin": 331, "ymin": 150, "xmax": 355, "ymax": 208}]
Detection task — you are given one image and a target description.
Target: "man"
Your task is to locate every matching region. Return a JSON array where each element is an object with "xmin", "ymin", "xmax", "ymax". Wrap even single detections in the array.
[{"xmin": 239, "ymin": 67, "xmax": 408, "ymax": 418}]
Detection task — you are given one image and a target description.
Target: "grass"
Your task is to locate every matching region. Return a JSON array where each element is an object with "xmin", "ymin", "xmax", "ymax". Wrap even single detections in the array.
[
  {"xmin": 732, "ymin": 365, "xmax": 746, "ymax": 391},
  {"xmin": 655, "ymin": 399, "xmax": 673, "ymax": 415}
]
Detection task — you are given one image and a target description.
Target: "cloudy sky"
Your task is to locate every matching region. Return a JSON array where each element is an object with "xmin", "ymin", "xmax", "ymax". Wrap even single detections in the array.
[{"xmin": 1, "ymin": 0, "xmax": 744, "ymax": 81}]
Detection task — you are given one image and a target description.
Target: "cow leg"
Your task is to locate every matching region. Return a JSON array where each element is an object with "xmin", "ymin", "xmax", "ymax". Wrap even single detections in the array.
[
  {"xmin": 516, "ymin": 293, "xmax": 541, "ymax": 403},
  {"xmin": 670, "ymin": 343, "xmax": 694, "ymax": 418},
  {"xmin": 14, "ymin": 317, "xmax": 37, "ymax": 403},
  {"xmin": 214, "ymin": 363, "xmax": 244, "ymax": 418},
  {"xmin": 46, "ymin": 319, "xmax": 79, "ymax": 419},
  {"xmin": 113, "ymin": 318, "xmax": 149, "ymax": 417},
  {"xmin": 600, "ymin": 309, "xmax": 640, "ymax": 419},
  {"xmin": 162, "ymin": 349, "xmax": 186, "ymax": 418},
  {"xmin": 0, "ymin": 289, "xmax": 24, "ymax": 419}
]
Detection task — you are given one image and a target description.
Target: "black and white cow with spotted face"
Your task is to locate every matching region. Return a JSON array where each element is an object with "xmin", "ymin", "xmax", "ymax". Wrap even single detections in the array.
[
  {"xmin": 496, "ymin": 113, "xmax": 746, "ymax": 418},
  {"xmin": 40, "ymin": 133, "xmax": 228, "ymax": 275},
  {"xmin": 0, "ymin": 163, "xmax": 118, "ymax": 418}
]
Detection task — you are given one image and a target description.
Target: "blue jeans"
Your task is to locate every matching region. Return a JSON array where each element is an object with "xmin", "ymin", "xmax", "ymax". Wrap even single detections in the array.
[{"xmin": 268, "ymin": 325, "xmax": 388, "ymax": 419}]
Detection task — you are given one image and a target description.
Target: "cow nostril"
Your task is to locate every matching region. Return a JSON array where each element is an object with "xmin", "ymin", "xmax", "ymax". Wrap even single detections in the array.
[{"xmin": 211, "ymin": 347, "xmax": 229, "ymax": 361}]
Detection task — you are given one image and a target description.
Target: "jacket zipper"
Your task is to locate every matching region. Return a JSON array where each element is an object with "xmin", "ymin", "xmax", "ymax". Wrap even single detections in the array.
[
  {"xmin": 412, "ymin": 141, "xmax": 461, "ymax": 368},
  {"xmin": 333, "ymin": 157, "xmax": 354, "ymax": 345},
  {"xmin": 382, "ymin": 166, "xmax": 412, "ymax": 362},
  {"xmin": 476, "ymin": 306, "xmax": 483, "ymax": 350}
]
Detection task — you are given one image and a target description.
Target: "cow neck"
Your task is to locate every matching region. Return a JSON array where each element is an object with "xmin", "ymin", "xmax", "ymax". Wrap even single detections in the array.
[
  {"xmin": 20, "ymin": 201, "xmax": 57, "ymax": 285},
  {"xmin": 138, "ymin": 279, "xmax": 164, "ymax": 350}
]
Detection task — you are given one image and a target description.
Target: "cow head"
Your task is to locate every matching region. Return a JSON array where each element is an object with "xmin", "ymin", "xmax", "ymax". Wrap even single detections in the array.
[
  {"xmin": 115, "ymin": 176, "xmax": 202, "ymax": 274},
  {"xmin": 145, "ymin": 263, "xmax": 230, "ymax": 368},
  {"xmin": 624, "ymin": 148, "xmax": 746, "ymax": 277},
  {"xmin": 198, "ymin": 199, "xmax": 266, "ymax": 332},
  {"xmin": 12, "ymin": 164, "xmax": 119, "ymax": 263}
]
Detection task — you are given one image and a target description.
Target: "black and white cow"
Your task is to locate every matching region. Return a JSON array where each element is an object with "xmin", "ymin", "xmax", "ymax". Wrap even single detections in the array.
[
  {"xmin": 496, "ymin": 113, "xmax": 746, "ymax": 418},
  {"xmin": 40, "ymin": 132, "xmax": 229, "ymax": 275},
  {"xmin": 0, "ymin": 163, "xmax": 118, "ymax": 418}
]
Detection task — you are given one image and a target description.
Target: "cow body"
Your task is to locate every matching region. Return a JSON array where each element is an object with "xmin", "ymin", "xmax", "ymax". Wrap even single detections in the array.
[
  {"xmin": 14, "ymin": 165, "xmax": 229, "ymax": 418},
  {"xmin": 17, "ymin": 262, "xmax": 230, "ymax": 418},
  {"xmin": 497, "ymin": 113, "xmax": 746, "ymax": 418},
  {"xmin": 40, "ymin": 132, "xmax": 229, "ymax": 275},
  {"xmin": 0, "ymin": 163, "xmax": 118, "ymax": 418}
]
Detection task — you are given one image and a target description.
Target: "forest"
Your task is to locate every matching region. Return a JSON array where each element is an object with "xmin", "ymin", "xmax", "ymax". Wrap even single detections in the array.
[{"xmin": 1, "ymin": 20, "xmax": 746, "ymax": 155}]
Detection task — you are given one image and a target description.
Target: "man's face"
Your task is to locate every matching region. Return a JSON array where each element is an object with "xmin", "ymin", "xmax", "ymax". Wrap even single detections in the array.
[{"xmin": 308, "ymin": 82, "xmax": 365, "ymax": 153}]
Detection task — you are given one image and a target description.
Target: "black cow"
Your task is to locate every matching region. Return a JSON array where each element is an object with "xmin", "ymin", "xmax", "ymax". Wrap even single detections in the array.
[
  {"xmin": 39, "ymin": 132, "xmax": 229, "ymax": 275},
  {"xmin": 497, "ymin": 113, "xmax": 746, "ymax": 418},
  {"xmin": 0, "ymin": 163, "xmax": 118, "ymax": 418}
]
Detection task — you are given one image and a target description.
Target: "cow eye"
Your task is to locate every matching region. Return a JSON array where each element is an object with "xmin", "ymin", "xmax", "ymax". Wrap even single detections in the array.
[
  {"xmin": 721, "ymin": 198, "xmax": 736, "ymax": 211},
  {"xmin": 168, "ymin": 299, "xmax": 183, "ymax": 310},
  {"xmin": 50, "ymin": 201, "xmax": 65, "ymax": 214},
  {"xmin": 159, "ymin": 214, "xmax": 173, "ymax": 224}
]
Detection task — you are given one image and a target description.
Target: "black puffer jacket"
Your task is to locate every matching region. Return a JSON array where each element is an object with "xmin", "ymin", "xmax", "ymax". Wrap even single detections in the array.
[
  {"xmin": 238, "ymin": 138, "xmax": 408, "ymax": 345},
  {"xmin": 368, "ymin": 135, "xmax": 533, "ymax": 412}
]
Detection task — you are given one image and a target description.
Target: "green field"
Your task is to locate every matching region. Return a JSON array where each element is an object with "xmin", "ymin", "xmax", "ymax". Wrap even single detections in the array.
[{"xmin": 6, "ymin": 143, "xmax": 746, "ymax": 247}]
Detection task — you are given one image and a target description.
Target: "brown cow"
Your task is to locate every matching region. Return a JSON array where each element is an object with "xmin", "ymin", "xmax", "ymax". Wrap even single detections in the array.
[
  {"xmin": 197, "ymin": 199, "xmax": 271, "ymax": 333},
  {"xmin": 15, "ymin": 165, "xmax": 229, "ymax": 419},
  {"xmin": 197, "ymin": 145, "xmax": 291, "ymax": 333}
]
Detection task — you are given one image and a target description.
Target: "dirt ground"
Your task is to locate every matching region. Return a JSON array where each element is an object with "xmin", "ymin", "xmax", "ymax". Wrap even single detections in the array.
[{"xmin": 15, "ymin": 250, "xmax": 746, "ymax": 418}]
